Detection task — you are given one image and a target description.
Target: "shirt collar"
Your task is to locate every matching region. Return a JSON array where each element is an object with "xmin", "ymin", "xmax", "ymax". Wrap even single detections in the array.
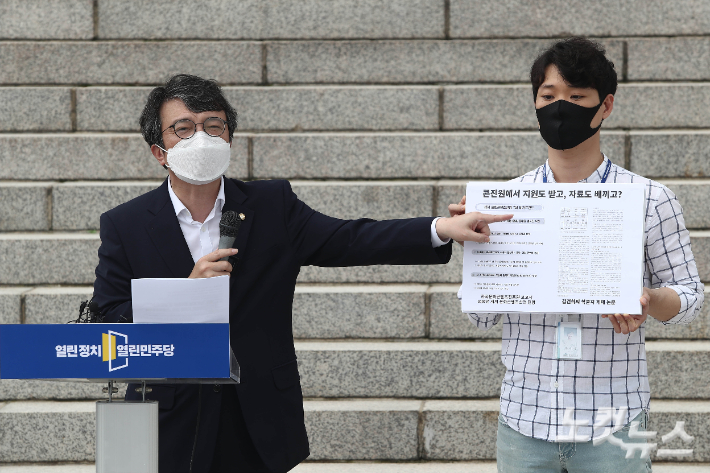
[
  {"xmin": 543, "ymin": 154, "xmax": 610, "ymax": 184},
  {"xmin": 167, "ymin": 176, "xmax": 225, "ymax": 222}
]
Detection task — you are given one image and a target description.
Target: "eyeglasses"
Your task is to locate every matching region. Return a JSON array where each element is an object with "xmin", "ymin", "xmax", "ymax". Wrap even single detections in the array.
[{"xmin": 162, "ymin": 117, "xmax": 227, "ymax": 140}]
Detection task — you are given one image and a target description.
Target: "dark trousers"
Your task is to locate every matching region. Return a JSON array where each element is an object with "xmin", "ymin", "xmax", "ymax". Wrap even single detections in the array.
[{"xmin": 209, "ymin": 385, "xmax": 270, "ymax": 473}]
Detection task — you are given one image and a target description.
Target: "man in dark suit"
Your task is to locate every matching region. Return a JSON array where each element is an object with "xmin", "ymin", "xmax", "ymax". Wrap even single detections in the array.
[{"xmin": 92, "ymin": 74, "xmax": 511, "ymax": 473}]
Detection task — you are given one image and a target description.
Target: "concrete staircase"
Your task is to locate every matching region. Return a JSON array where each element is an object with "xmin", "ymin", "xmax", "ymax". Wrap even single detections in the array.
[{"xmin": 1, "ymin": 0, "xmax": 710, "ymax": 470}]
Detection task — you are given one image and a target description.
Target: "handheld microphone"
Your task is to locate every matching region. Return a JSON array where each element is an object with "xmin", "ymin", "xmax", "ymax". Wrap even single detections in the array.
[{"xmin": 219, "ymin": 210, "xmax": 243, "ymax": 262}]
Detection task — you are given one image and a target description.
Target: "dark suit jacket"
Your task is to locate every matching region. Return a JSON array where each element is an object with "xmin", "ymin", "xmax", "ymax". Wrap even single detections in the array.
[{"xmin": 93, "ymin": 177, "xmax": 452, "ymax": 473}]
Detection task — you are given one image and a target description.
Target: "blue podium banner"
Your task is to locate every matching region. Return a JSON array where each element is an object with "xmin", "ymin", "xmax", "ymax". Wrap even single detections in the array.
[{"xmin": 0, "ymin": 324, "xmax": 231, "ymax": 381}]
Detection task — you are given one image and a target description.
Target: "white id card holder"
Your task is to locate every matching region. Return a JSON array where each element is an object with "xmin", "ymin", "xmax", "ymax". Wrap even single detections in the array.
[{"xmin": 556, "ymin": 321, "xmax": 582, "ymax": 360}]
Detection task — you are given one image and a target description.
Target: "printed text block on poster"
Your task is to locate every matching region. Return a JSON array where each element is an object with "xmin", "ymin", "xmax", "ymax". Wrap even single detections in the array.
[{"xmin": 461, "ymin": 183, "xmax": 646, "ymax": 314}]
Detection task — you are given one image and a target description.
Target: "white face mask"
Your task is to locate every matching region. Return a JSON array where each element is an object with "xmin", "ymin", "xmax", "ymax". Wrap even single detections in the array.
[{"xmin": 160, "ymin": 132, "xmax": 231, "ymax": 185}]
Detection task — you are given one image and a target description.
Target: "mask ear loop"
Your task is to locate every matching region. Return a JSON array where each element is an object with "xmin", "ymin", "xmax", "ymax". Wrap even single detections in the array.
[
  {"xmin": 597, "ymin": 94, "xmax": 609, "ymax": 127},
  {"xmin": 155, "ymin": 144, "xmax": 171, "ymax": 170},
  {"xmin": 588, "ymin": 99, "xmax": 605, "ymax": 133}
]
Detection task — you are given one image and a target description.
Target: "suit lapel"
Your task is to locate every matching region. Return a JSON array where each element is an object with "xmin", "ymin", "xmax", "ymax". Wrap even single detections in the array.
[
  {"xmin": 145, "ymin": 180, "xmax": 195, "ymax": 278},
  {"xmin": 222, "ymin": 179, "xmax": 254, "ymax": 275}
]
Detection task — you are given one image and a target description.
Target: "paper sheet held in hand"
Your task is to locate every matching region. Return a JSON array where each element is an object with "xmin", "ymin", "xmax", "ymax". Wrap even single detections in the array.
[
  {"xmin": 131, "ymin": 275, "xmax": 229, "ymax": 324},
  {"xmin": 461, "ymin": 182, "xmax": 646, "ymax": 315}
]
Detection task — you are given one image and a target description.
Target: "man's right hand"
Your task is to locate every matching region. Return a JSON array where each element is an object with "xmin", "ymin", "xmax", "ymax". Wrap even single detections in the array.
[
  {"xmin": 189, "ymin": 248, "xmax": 238, "ymax": 278},
  {"xmin": 444, "ymin": 195, "xmax": 514, "ymax": 245}
]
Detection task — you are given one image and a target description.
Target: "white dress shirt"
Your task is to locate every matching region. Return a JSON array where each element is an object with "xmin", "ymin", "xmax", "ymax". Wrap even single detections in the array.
[
  {"xmin": 464, "ymin": 155, "xmax": 704, "ymax": 442},
  {"xmin": 167, "ymin": 176, "xmax": 449, "ymax": 264},
  {"xmin": 168, "ymin": 176, "xmax": 226, "ymax": 263}
]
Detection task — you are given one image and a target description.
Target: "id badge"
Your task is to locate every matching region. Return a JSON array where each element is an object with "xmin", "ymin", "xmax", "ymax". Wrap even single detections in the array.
[{"xmin": 556, "ymin": 322, "xmax": 582, "ymax": 360}]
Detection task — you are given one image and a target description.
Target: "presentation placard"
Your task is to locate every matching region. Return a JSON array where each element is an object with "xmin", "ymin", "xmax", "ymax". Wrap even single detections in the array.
[{"xmin": 461, "ymin": 182, "xmax": 646, "ymax": 314}]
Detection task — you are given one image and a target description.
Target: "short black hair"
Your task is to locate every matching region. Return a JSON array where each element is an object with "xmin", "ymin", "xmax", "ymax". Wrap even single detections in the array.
[
  {"xmin": 139, "ymin": 74, "xmax": 237, "ymax": 148},
  {"xmin": 530, "ymin": 37, "xmax": 618, "ymax": 103}
]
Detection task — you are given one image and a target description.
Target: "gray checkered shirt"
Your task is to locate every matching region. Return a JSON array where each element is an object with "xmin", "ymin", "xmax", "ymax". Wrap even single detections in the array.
[{"xmin": 465, "ymin": 155, "xmax": 704, "ymax": 442}]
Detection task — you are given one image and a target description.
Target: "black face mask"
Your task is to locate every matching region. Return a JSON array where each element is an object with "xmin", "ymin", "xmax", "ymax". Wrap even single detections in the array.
[{"xmin": 536, "ymin": 99, "xmax": 604, "ymax": 150}]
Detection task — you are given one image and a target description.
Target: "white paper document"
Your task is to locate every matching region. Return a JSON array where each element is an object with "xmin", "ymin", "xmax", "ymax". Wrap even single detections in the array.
[
  {"xmin": 131, "ymin": 275, "xmax": 230, "ymax": 324},
  {"xmin": 461, "ymin": 183, "xmax": 646, "ymax": 315}
]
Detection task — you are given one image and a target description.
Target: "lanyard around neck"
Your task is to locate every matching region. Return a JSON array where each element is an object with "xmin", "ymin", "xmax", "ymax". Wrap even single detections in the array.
[{"xmin": 543, "ymin": 158, "xmax": 612, "ymax": 184}]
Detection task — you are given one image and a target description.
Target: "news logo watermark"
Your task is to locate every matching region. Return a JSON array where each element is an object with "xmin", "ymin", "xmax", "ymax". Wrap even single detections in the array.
[{"xmin": 558, "ymin": 406, "xmax": 695, "ymax": 459}]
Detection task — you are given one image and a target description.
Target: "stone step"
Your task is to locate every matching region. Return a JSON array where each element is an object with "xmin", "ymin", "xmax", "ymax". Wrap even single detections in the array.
[
  {"xmin": 4, "ymin": 131, "xmax": 710, "ymax": 181},
  {"xmin": 50, "ymin": 182, "xmax": 158, "ymax": 232},
  {"xmin": 0, "ymin": 88, "xmax": 72, "ymax": 132},
  {"xmin": 2, "ymin": 38, "xmax": 708, "ymax": 85},
  {"xmin": 20, "ymin": 286, "xmax": 95, "ymax": 325},
  {"xmin": 449, "ymin": 1, "xmax": 710, "ymax": 38},
  {"xmin": 0, "ymin": 465, "xmax": 94, "ymax": 473},
  {"xmin": 0, "ymin": 1, "xmax": 93, "ymax": 40},
  {"xmin": 0, "ymin": 339, "xmax": 706, "ymax": 401},
  {"xmin": 2, "ymin": 232, "xmax": 710, "ymax": 285},
  {"xmin": 5, "ymin": 1, "xmax": 709, "ymax": 42},
  {"xmin": 265, "ymin": 39, "xmax": 620, "ymax": 85},
  {"xmin": 0, "ymin": 380, "xmax": 126, "ymax": 403},
  {"xmin": 0, "ymin": 39, "xmax": 622, "ymax": 86},
  {"xmin": 7, "ymin": 284, "xmax": 709, "ymax": 341},
  {"xmin": 1, "ymin": 463, "xmax": 708, "ymax": 473},
  {"xmin": 97, "ymin": 0, "xmax": 443, "ymax": 40},
  {"xmin": 304, "ymin": 285, "xmax": 434, "ymax": 339},
  {"xmin": 0, "ymin": 42, "xmax": 261, "ymax": 85},
  {"xmin": 0, "ymin": 183, "xmax": 51, "ymax": 232},
  {"xmin": 628, "ymin": 38, "xmax": 710, "ymax": 81},
  {"xmin": 0, "ymin": 233, "xmax": 101, "ymax": 286},
  {"xmin": 0, "ymin": 0, "xmax": 94, "ymax": 40},
  {"xmin": 1, "ymin": 399, "xmax": 708, "ymax": 462},
  {"xmin": 629, "ymin": 132, "xmax": 710, "ymax": 178},
  {"xmin": 2, "ymin": 177, "xmax": 709, "ymax": 231},
  {"xmin": 100, "ymin": 0, "xmax": 710, "ymax": 43},
  {"xmin": 0, "ymin": 287, "xmax": 28, "ymax": 325},
  {"xmin": 294, "ymin": 340, "xmax": 710, "ymax": 399},
  {"xmin": 0, "ymin": 401, "xmax": 96, "ymax": 462},
  {"xmin": 6, "ymin": 83, "xmax": 704, "ymax": 134},
  {"xmin": 266, "ymin": 38, "xmax": 709, "ymax": 84},
  {"xmin": 1, "ymin": 43, "xmax": 708, "ymax": 87}
]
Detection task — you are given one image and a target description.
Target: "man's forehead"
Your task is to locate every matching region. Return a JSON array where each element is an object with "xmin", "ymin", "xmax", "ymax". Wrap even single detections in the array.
[
  {"xmin": 540, "ymin": 81, "xmax": 595, "ymax": 91},
  {"xmin": 540, "ymin": 65, "xmax": 594, "ymax": 91},
  {"xmin": 159, "ymin": 99, "xmax": 226, "ymax": 120}
]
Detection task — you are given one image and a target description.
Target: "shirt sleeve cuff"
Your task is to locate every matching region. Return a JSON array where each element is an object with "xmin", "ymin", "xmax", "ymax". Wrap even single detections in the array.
[
  {"xmin": 431, "ymin": 217, "xmax": 451, "ymax": 248},
  {"xmin": 662, "ymin": 284, "xmax": 701, "ymax": 325}
]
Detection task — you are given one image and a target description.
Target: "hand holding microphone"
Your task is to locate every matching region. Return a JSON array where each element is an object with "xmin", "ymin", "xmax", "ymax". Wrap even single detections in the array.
[
  {"xmin": 188, "ymin": 210, "xmax": 243, "ymax": 279},
  {"xmin": 188, "ymin": 248, "xmax": 238, "ymax": 279}
]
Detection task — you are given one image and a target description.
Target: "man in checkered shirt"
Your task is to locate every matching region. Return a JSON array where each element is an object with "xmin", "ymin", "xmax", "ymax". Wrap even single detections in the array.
[{"xmin": 450, "ymin": 37, "xmax": 704, "ymax": 472}]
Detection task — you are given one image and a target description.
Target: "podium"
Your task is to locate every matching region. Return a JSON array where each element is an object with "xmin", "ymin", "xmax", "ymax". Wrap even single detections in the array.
[{"xmin": 0, "ymin": 323, "xmax": 239, "ymax": 473}]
